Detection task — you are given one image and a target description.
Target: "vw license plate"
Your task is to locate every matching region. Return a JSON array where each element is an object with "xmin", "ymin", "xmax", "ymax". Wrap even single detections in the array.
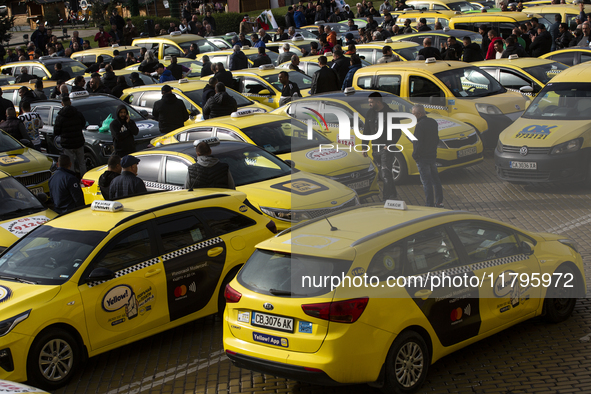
[
  {"xmin": 457, "ymin": 146, "xmax": 477, "ymax": 158},
  {"xmin": 251, "ymin": 312, "xmax": 294, "ymax": 333},
  {"xmin": 510, "ymin": 161, "xmax": 537, "ymax": 170},
  {"xmin": 347, "ymin": 179, "xmax": 371, "ymax": 190},
  {"xmin": 29, "ymin": 187, "xmax": 43, "ymax": 195}
]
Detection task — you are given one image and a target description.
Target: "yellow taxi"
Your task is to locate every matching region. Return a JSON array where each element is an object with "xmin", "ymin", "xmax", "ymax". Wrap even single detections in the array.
[
  {"xmin": 495, "ymin": 62, "xmax": 591, "ymax": 185},
  {"xmin": 407, "ymin": 0, "xmax": 474, "ymax": 11},
  {"xmin": 391, "ymin": 10, "xmax": 458, "ymax": 29},
  {"xmin": 65, "ymin": 69, "xmax": 157, "ymax": 89},
  {"xmin": 354, "ymin": 41, "xmax": 421, "ymax": 64},
  {"xmin": 265, "ymin": 39, "xmax": 316, "ymax": 58},
  {"xmin": 0, "ymin": 189, "xmax": 278, "ymax": 390},
  {"xmin": 0, "ymin": 57, "xmax": 86, "ymax": 81},
  {"xmin": 0, "ymin": 171, "xmax": 56, "ymax": 251},
  {"xmin": 120, "ymin": 80, "xmax": 268, "ymax": 125},
  {"xmin": 223, "ymin": 200, "xmax": 585, "ymax": 392},
  {"xmin": 474, "ymin": 56, "xmax": 568, "ymax": 96},
  {"xmin": 124, "ymin": 56, "xmax": 204, "ymax": 78},
  {"xmin": 70, "ymin": 45, "xmax": 142, "ymax": 67},
  {"xmin": 148, "ymin": 112, "xmax": 379, "ymax": 198},
  {"xmin": 352, "ymin": 58, "xmax": 529, "ymax": 149},
  {"xmin": 0, "ymin": 131, "xmax": 54, "ymax": 195},
  {"xmin": 388, "ymin": 28, "xmax": 483, "ymax": 48},
  {"xmin": 1, "ymin": 80, "xmax": 58, "ymax": 112},
  {"xmin": 80, "ymin": 139, "xmax": 359, "ymax": 231},
  {"xmin": 220, "ymin": 65, "xmax": 312, "ymax": 109},
  {"xmin": 539, "ymin": 47, "xmax": 591, "ymax": 67},
  {"xmin": 272, "ymin": 90, "xmax": 483, "ymax": 184},
  {"xmin": 131, "ymin": 32, "xmax": 220, "ymax": 60},
  {"xmin": 448, "ymin": 12, "xmax": 552, "ymax": 38},
  {"xmin": 522, "ymin": 5, "xmax": 591, "ymax": 28},
  {"xmin": 194, "ymin": 48, "xmax": 279, "ymax": 70},
  {"xmin": 278, "ymin": 54, "xmax": 372, "ymax": 76}
]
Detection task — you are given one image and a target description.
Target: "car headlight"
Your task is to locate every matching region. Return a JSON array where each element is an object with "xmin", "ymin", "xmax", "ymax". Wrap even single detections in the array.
[
  {"xmin": 368, "ymin": 160, "xmax": 375, "ymax": 172},
  {"xmin": 497, "ymin": 140, "xmax": 503, "ymax": 153},
  {"xmin": 0, "ymin": 310, "xmax": 31, "ymax": 337},
  {"xmin": 438, "ymin": 140, "xmax": 448, "ymax": 149},
  {"xmin": 550, "ymin": 138, "xmax": 582, "ymax": 155},
  {"xmin": 259, "ymin": 207, "xmax": 312, "ymax": 222},
  {"xmin": 475, "ymin": 103, "xmax": 503, "ymax": 115},
  {"xmin": 559, "ymin": 239, "xmax": 579, "ymax": 253}
]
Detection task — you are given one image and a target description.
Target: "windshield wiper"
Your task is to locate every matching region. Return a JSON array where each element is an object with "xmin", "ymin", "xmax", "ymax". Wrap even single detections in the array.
[
  {"xmin": 0, "ymin": 207, "xmax": 44, "ymax": 220},
  {"xmin": 0, "ymin": 275, "xmax": 37, "ymax": 284},
  {"xmin": 269, "ymin": 288, "xmax": 297, "ymax": 296}
]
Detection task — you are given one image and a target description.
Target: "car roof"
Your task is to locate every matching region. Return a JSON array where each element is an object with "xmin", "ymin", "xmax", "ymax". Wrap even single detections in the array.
[
  {"xmin": 49, "ymin": 189, "xmax": 247, "ymax": 231},
  {"xmin": 13, "ymin": 57, "xmax": 84, "ymax": 66},
  {"xmin": 356, "ymin": 41, "xmax": 420, "ymax": 49},
  {"xmin": 199, "ymin": 48, "xmax": 259, "ymax": 55},
  {"xmin": 133, "ymin": 34, "xmax": 204, "ymax": 44},
  {"xmin": 144, "ymin": 140, "xmax": 265, "ymax": 157},
  {"xmin": 301, "ymin": 89, "xmax": 398, "ymax": 99},
  {"xmin": 73, "ymin": 46, "xmax": 141, "ymax": 55},
  {"xmin": 547, "ymin": 62, "xmax": 591, "ymax": 82},
  {"xmin": 450, "ymin": 11, "xmax": 541, "ymax": 20},
  {"xmin": 33, "ymin": 93, "xmax": 122, "ymax": 105},
  {"xmin": 397, "ymin": 29, "xmax": 481, "ymax": 38},
  {"xmin": 196, "ymin": 113, "xmax": 291, "ymax": 128},
  {"xmin": 361, "ymin": 58, "xmax": 471, "ymax": 72},
  {"xmin": 125, "ymin": 80, "xmax": 208, "ymax": 92},
  {"xmin": 231, "ymin": 67, "xmax": 283, "ymax": 76},
  {"xmin": 474, "ymin": 57, "xmax": 559, "ymax": 67}
]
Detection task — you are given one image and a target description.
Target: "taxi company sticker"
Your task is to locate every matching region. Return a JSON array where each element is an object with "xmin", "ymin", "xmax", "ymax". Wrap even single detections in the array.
[
  {"xmin": 515, "ymin": 125, "xmax": 557, "ymax": 139},
  {"xmin": 252, "ymin": 332, "xmax": 289, "ymax": 347},
  {"xmin": 493, "ymin": 270, "xmax": 516, "ymax": 297},
  {"xmin": 239, "ymin": 205, "xmax": 248, "ymax": 212},
  {"xmin": 0, "ymin": 155, "xmax": 29, "ymax": 166},
  {"xmin": 0, "ymin": 216, "xmax": 50, "ymax": 238},
  {"xmin": 0, "ymin": 285, "xmax": 12, "ymax": 303},
  {"xmin": 435, "ymin": 118, "xmax": 459, "ymax": 131},
  {"xmin": 137, "ymin": 122, "xmax": 155, "ymax": 130},
  {"xmin": 305, "ymin": 149, "xmax": 348, "ymax": 161},
  {"xmin": 298, "ymin": 321, "xmax": 313, "ymax": 334},
  {"xmin": 270, "ymin": 179, "xmax": 329, "ymax": 195},
  {"xmin": 102, "ymin": 285, "xmax": 154, "ymax": 326}
]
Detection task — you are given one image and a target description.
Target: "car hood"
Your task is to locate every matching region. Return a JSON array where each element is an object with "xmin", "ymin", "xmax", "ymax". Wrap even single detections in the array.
[
  {"xmin": 0, "ymin": 147, "xmax": 54, "ymax": 175},
  {"xmin": 0, "ymin": 209, "xmax": 57, "ymax": 249},
  {"xmin": 279, "ymin": 147, "xmax": 371, "ymax": 177},
  {"xmin": 468, "ymin": 92, "xmax": 529, "ymax": 114},
  {"xmin": 0, "ymin": 280, "xmax": 60, "ymax": 323},
  {"xmin": 500, "ymin": 118, "xmax": 589, "ymax": 147}
]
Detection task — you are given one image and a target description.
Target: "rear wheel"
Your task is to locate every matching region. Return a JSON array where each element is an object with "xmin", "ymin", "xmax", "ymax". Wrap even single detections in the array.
[
  {"xmin": 84, "ymin": 151, "xmax": 97, "ymax": 171},
  {"xmin": 544, "ymin": 265, "xmax": 579, "ymax": 323},
  {"xmin": 392, "ymin": 152, "xmax": 408, "ymax": 185},
  {"xmin": 382, "ymin": 331, "xmax": 429, "ymax": 394}
]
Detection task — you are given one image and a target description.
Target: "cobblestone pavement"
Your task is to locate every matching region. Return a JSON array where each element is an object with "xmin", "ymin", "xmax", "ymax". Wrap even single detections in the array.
[{"xmin": 53, "ymin": 155, "xmax": 591, "ymax": 394}]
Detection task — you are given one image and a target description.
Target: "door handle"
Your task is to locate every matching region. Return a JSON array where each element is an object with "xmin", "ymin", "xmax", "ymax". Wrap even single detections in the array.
[
  {"xmin": 414, "ymin": 289, "xmax": 432, "ymax": 299},
  {"xmin": 144, "ymin": 268, "xmax": 162, "ymax": 278},
  {"xmin": 208, "ymin": 247, "xmax": 224, "ymax": 257}
]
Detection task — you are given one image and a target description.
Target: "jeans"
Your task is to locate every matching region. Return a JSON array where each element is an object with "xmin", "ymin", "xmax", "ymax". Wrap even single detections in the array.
[
  {"xmin": 374, "ymin": 151, "xmax": 397, "ymax": 200},
  {"xmin": 416, "ymin": 158, "xmax": 443, "ymax": 207},
  {"xmin": 63, "ymin": 147, "xmax": 86, "ymax": 177}
]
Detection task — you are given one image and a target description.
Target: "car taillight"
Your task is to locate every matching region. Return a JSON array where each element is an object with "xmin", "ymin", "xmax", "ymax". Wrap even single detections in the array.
[
  {"xmin": 301, "ymin": 297, "xmax": 369, "ymax": 323},
  {"xmin": 81, "ymin": 179, "xmax": 94, "ymax": 187},
  {"xmin": 266, "ymin": 220, "xmax": 277, "ymax": 234},
  {"xmin": 224, "ymin": 284, "xmax": 242, "ymax": 303}
]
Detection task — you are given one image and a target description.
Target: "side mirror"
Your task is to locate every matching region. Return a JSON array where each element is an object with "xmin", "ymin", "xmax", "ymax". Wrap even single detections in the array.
[
  {"xmin": 284, "ymin": 159, "xmax": 295, "ymax": 168},
  {"xmin": 35, "ymin": 192, "xmax": 48, "ymax": 204},
  {"xmin": 519, "ymin": 86, "xmax": 534, "ymax": 93},
  {"xmin": 139, "ymin": 109, "xmax": 149, "ymax": 118},
  {"xmin": 258, "ymin": 89, "xmax": 271, "ymax": 96},
  {"xmin": 520, "ymin": 241, "xmax": 534, "ymax": 255},
  {"xmin": 20, "ymin": 139, "xmax": 33, "ymax": 148},
  {"xmin": 42, "ymin": 76, "xmax": 48, "ymax": 81},
  {"xmin": 189, "ymin": 109, "xmax": 198, "ymax": 117},
  {"xmin": 84, "ymin": 267, "xmax": 115, "ymax": 283}
]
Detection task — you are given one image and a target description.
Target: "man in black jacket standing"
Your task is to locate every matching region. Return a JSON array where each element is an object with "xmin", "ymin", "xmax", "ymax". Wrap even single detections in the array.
[
  {"xmin": 418, "ymin": 38, "xmax": 442, "ymax": 60},
  {"xmin": 99, "ymin": 154, "xmax": 122, "ymax": 200},
  {"xmin": 252, "ymin": 47, "xmax": 273, "ymax": 67},
  {"xmin": 184, "ymin": 141, "xmax": 235, "ymax": 189},
  {"xmin": 202, "ymin": 77, "xmax": 217, "ymax": 107},
  {"xmin": 0, "ymin": 88, "xmax": 14, "ymax": 122},
  {"xmin": 229, "ymin": 45, "xmax": 248, "ymax": 71},
  {"xmin": 330, "ymin": 46, "xmax": 350, "ymax": 87},
  {"xmin": 48, "ymin": 155, "xmax": 85, "ymax": 214},
  {"xmin": 108, "ymin": 155, "xmax": 147, "ymax": 199},
  {"xmin": 214, "ymin": 63, "xmax": 234, "ymax": 89},
  {"xmin": 530, "ymin": 24, "xmax": 553, "ymax": 57},
  {"xmin": 110, "ymin": 104, "xmax": 139, "ymax": 156},
  {"xmin": 52, "ymin": 62, "xmax": 71, "ymax": 81},
  {"xmin": 203, "ymin": 83, "xmax": 237, "ymax": 119},
  {"xmin": 152, "ymin": 85, "xmax": 189, "ymax": 134},
  {"xmin": 54, "ymin": 94, "xmax": 87, "ymax": 177},
  {"xmin": 201, "ymin": 55, "xmax": 215, "ymax": 77},
  {"xmin": 285, "ymin": 7, "xmax": 296, "ymax": 28},
  {"xmin": 411, "ymin": 104, "xmax": 443, "ymax": 208},
  {"xmin": 461, "ymin": 36, "xmax": 484, "ymax": 62},
  {"xmin": 310, "ymin": 56, "xmax": 340, "ymax": 94}
]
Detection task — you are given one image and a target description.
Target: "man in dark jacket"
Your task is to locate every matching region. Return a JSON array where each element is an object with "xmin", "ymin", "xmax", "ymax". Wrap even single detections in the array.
[
  {"xmin": 229, "ymin": 45, "xmax": 249, "ymax": 71},
  {"xmin": 252, "ymin": 47, "xmax": 273, "ymax": 67},
  {"xmin": 48, "ymin": 155, "xmax": 85, "ymax": 214},
  {"xmin": 530, "ymin": 24, "xmax": 553, "ymax": 57},
  {"xmin": 202, "ymin": 77, "xmax": 217, "ymax": 107},
  {"xmin": 18, "ymin": 87, "xmax": 38, "ymax": 114},
  {"xmin": 285, "ymin": 7, "xmax": 296, "ymax": 28},
  {"xmin": 110, "ymin": 104, "xmax": 139, "ymax": 156},
  {"xmin": 16, "ymin": 67, "xmax": 34, "ymax": 83},
  {"xmin": 479, "ymin": 25, "xmax": 491, "ymax": 58},
  {"xmin": 417, "ymin": 18, "xmax": 431, "ymax": 32},
  {"xmin": 330, "ymin": 46, "xmax": 350, "ymax": 86},
  {"xmin": 108, "ymin": 155, "xmax": 147, "ymax": 199},
  {"xmin": 70, "ymin": 77, "xmax": 86, "ymax": 93},
  {"xmin": 184, "ymin": 141, "xmax": 235, "ymax": 189},
  {"xmin": 461, "ymin": 36, "xmax": 484, "ymax": 62},
  {"xmin": 418, "ymin": 38, "xmax": 442, "ymax": 60},
  {"xmin": 102, "ymin": 64, "xmax": 118, "ymax": 91},
  {"xmin": 411, "ymin": 104, "xmax": 443, "ymax": 207},
  {"xmin": 52, "ymin": 62, "xmax": 71, "ymax": 81},
  {"xmin": 184, "ymin": 43, "xmax": 200, "ymax": 59},
  {"xmin": 201, "ymin": 55, "xmax": 215, "ymax": 78},
  {"xmin": 501, "ymin": 36, "xmax": 527, "ymax": 58},
  {"xmin": 203, "ymin": 83, "xmax": 237, "ymax": 119},
  {"xmin": 85, "ymin": 56, "xmax": 104, "ymax": 74},
  {"xmin": 152, "ymin": 85, "xmax": 189, "ymax": 134},
  {"xmin": 111, "ymin": 76, "xmax": 129, "ymax": 98},
  {"xmin": 87, "ymin": 73, "xmax": 111, "ymax": 94},
  {"xmin": 311, "ymin": 56, "xmax": 340, "ymax": 94},
  {"xmin": 110, "ymin": 49, "xmax": 126, "ymax": 70},
  {"xmin": 130, "ymin": 72, "xmax": 145, "ymax": 87},
  {"xmin": 0, "ymin": 88, "xmax": 14, "ymax": 122},
  {"xmin": 214, "ymin": 63, "xmax": 234, "ymax": 89},
  {"xmin": 279, "ymin": 71, "xmax": 301, "ymax": 106},
  {"xmin": 54, "ymin": 94, "xmax": 87, "ymax": 177},
  {"xmin": 98, "ymin": 154, "xmax": 122, "ymax": 200},
  {"xmin": 167, "ymin": 56, "xmax": 189, "ymax": 80},
  {"xmin": 440, "ymin": 36, "xmax": 463, "ymax": 60},
  {"xmin": 556, "ymin": 23, "xmax": 573, "ymax": 49},
  {"xmin": 0, "ymin": 107, "xmax": 29, "ymax": 142}
]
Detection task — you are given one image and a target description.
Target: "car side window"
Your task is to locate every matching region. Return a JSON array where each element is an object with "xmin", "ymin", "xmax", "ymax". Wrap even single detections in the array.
[
  {"xmin": 197, "ymin": 41, "xmax": 218, "ymax": 53},
  {"xmin": 157, "ymin": 214, "xmax": 207, "ymax": 254},
  {"xmin": 96, "ymin": 226, "xmax": 155, "ymax": 272},
  {"xmin": 454, "ymin": 23, "xmax": 475, "ymax": 32},
  {"xmin": 367, "ymin": 241, "xmax": 404, "ymax": 281},
  {"xmin": 136, "ymin": 155, "xmax": 162, "ymax": 183},
  {"xmin": 498, "ymin": 23, "xmax": 517, "ymax": 39},
  {"xmin": 547, "ymin": 53, "xmax": 573, "ymax": 67},
  {"xmin": 216, "ymin": 128, "xmax": 244, "ymax": 141},
  {"xmin": 34, "ymin": 106, "xmax": 51, "ymax": 125},
  {"xmin": 31, "ymin": 66, "xmax": 47, "ymax": 79},
  {"xmin": 244, "ymin": 78, "xmax": 271, "ymax": 95},
  {"xmin": 164, "ymin": 157, "xmax": 189, "ymax": 186},
  {"xmin": 356, "ymin": 75, "xmax": 373, "ymax": 89},
  {"xmin": 580, "ymin": 53, "xmax": 591, "ymax": 65},
  {"xmin": 163, "ymin": 44, "xmax": 182, "ymax": 57},
  {"xmin": 138, "ymin": 91, "xmax": 161, "ymax": 108},
  {"xmin": 433, "ymin": 4, "xmax": 447, "ymax": 9},
  {"xmin": 357, "ymin": 49, "xmax": 374, "ymax": 64},
  {"xmin": 450, "ymin": 221, "xmax": 521, "ymax": 264},
  {"xmin": 499, "ymin": 70, "xmax": 531, "ymax": 90},
  {"xmin": 377, "ymin": 75, "xmax": 401, "ymax": 96},
  {"xmin": 409, "ymin": 75, "xmax": 445, "ymax": 106},
  {"xmin": 198, "ymin": 208, "xmax": 256, "ymax": 237},
  {"xmin": 406, "ymin": 226, "xmax": 460, "ymax": 274}
]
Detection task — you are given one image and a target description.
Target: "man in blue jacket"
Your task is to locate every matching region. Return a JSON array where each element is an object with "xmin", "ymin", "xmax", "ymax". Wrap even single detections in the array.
[
  {"xmin": 294, "ymin": 6, "xmax": 307, "ymax": 28},
  {"xmin": 156, "ymin": 63, "xmax": 175, "ymax": 83},
  {"xmin": 48, "ymin": 155, "xmax": 85, "ymax": 214}
]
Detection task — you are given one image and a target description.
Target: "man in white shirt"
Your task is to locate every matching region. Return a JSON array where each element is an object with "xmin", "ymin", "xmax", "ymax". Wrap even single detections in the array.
[{"xmin": 18, "ymin": 101, "xmax": 44, "ymax": 151}]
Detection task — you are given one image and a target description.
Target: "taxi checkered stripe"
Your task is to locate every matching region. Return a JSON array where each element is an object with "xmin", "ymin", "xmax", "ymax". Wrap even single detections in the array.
[
  {"xmin": 162, "ymin": 237, "xmax": 223, "ymax": 261},
  {"xmin": 423, "ymin": 104, "xmax": 448, "ymax": 110},
  {"xmin": 415, "ymin": 254, "xmax": 529, "ymax": 281},
  {"xmin": 144, "ymin": 181, "xmax": 182, "ymax": 191},
  {"xmin": 87, "ymin": 257, "xmax": 161, "ymax": 288}
]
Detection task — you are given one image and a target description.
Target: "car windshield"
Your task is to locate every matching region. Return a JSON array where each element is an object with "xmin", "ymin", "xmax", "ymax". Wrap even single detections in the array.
[
  {"xmin": 0, "ymin": 176, "xmax": 45, "ymax": 220},
  {"xmin": 447, "ymin": 1, "xmax": 473, "ymax": 11},
  {"xmin": 74, "ymin": 100, "xmax": 144, "ymax": 128},
  {"xmin": 262, "ymin": 71, "xmax": 313, "ymax": 90},
  {"xmin": 240, "ymin": 119, "xmax": 331, "ymax": 155},
  {"xmin": 435, "ymin": 67, "xmax": 505, "ymax": 98},
  {"xmin": 238, "ymin": 250, "xmax": 353, "ymax": 297},
  {"xmin": 395, "ymin": 46, "xmax": 421, "ymax": 61},
  {"xmin": 522, "ymin": 82, "xmax": 591, "ymax": 120},
  {"xmin": 179, "ymin": 60, "xmax": 203, "ymax": 78},
  {"xmin": 56, "ymin": 60, "xmax": 87, "ymax": 78},
  {"xmin": 345, "ymin": 95, "xmax": 414, "ymax": 118},
  {"xmin": 0, "ymin": 130, "xmax": 23, "ymax": 153},
  {"xmin": 522, "ymin": 62, "xmax": 568, "ymax": 85},
  {"xmin": 184, "ymin": 88, "xmax": 254, "ymax": 108},
  {"xmin": 0, "ymin": 226, "xmax": 106, "ymax": 285},
  {"xmin": 216, "ymin": 144, "xmax": 292, "ymax": 186}
]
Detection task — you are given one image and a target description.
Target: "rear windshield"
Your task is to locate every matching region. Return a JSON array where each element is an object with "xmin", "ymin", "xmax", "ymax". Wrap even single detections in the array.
[{"xmin": 238, "ymin": 250, "xmax": 353, "ymax": 297}]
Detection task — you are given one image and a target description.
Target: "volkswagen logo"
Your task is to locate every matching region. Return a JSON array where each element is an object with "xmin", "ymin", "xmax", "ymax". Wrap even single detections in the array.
[
  {"xmin": 263, "ymin": 302, "xmax": 274, "ymax": 311},
  {"xmin": 350, "ymin": 172, "xmax": 360, "ymax": 179},
  {"xmin": 515, "ymin": 104, "xmax": 521, "ymax": 110},
  {"xmin": 520, "ymin": 146, "xmax": 528, "ymax": 156}
]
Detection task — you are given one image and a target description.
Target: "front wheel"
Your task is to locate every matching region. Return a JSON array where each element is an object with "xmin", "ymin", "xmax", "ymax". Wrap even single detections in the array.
[
  {"xmin": 27, "ymin": 328, "xmax": 81, "ymax": 390},
  {"xmin": 544, "ymin": 265, "xmax": 579, "ymax": 323},
  {"xmin": 84, "ymin": 151, "xmax": 97, "ymax": 171},
  {"xmin": 392, "ymin": 152, "xmax": 408, "ymax": 185},
  {"xmin": 382, "ymin": 331, "xmax": 429, "ymax": 394}
]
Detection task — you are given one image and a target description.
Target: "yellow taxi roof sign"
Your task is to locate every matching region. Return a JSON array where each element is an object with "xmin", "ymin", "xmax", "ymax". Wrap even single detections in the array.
[
  {"xmin": 193, "ymin": 137, "xmax": 220, "ymax": 146},
  {"xmin": 231, "ymin": 108, "xmax": 267, "ymax": 117},
  {"xmin": 384, "ymin": 200, "xmax": 408, "ymax": 210},
  {"xmin": 426, "ymin": 57, "xmax": 437, "ymax": 63},
  {"xmin": 91, "ymin": 200, "xmax": 123, "ymax": 212}
]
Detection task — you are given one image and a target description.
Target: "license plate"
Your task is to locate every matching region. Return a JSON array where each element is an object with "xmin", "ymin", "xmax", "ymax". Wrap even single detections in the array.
[
  {"xmin": 29, "ymin": 187, "xmax": 43, "ymax": 195},
  {"xmin": 457, "ymin": 146, "xmax": 477, "ymax": 158},
  {"xmin": 346, "ymin": 179, "xmax": 371, "ymax": 190},
  {"xmin": 510, "ymin": 161, "xmax": 537, "ymax": 170},
  {"xmin": 251, "ymin": 311, "xmax": 294, "ymax": 333}
]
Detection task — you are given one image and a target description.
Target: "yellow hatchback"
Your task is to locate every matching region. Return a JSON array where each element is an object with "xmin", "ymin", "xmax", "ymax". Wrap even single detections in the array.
[
  {"xmin": 0, "ymin": 189, "xmax": 277, "ymax": 390},
  {"xmin": 224, "ymin": 201, "xmax": 585, "ymax": 392},
  {"xmin": 132, "ymin": 33, "xmax": 220, "ymax": 60}
]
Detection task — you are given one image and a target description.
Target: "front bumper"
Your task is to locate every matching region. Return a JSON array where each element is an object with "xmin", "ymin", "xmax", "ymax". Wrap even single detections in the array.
[
  {"xmin": 0, "ymin": 331, "xmax": 31, "ymax": 383},
  {"xmin": 495, "ymin": 146, "xmax": 590, "ymax": 183}
]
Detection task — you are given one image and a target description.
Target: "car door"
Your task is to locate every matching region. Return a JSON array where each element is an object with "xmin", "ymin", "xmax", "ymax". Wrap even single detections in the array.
[
  {"xmin": 32, "ymin": 105, "xmax": 55, "ymax": 154},
  {"xmin": 176, "ymin": 127, "xmax": 214, "ymax": 142},
  {"xmin": 133, "ymin": 91, "xmax": 160, "ymax": 116},
  {"xmin": 136, "ymin": 154, "xmax": 168, "ymax": 190},
  {"xmin": 31, "ymin": 66, "xmax": 49, "ymax": 80},
  {"xmin": 407, "ymin": 74, "xmax": 449, "ymax": 115},
  {"xmin": 163, "ymin": 43, "xmax": 184, "ymax": 58},
  {"xmin": 215, "ymin": 127, "xmax": 247, "ymax": 142},
  {"xmin": 241, "ymin": 77, "xmax": 275, "ymax": 106},
  {"xmin": 498, "ymin": 68, "xmax": 537, "ymax": 95},
  {"xmin": 78, "ymin": 221, "xmax": 167, "ymax": 351}
]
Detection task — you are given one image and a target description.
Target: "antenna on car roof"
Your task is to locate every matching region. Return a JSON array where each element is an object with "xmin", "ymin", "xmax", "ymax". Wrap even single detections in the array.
[{"xmin": 325, "ymin": 217, "xmax": 338, "ymax": 231}]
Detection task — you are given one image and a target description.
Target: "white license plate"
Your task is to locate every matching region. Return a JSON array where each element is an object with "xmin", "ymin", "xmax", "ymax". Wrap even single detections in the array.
[
  {"xmin": 251, "ymin": 311, "xmax": 294, "ymax": 333},
  {"xmin": 346, "ymin": 179, "xmax": 371, "ymax": 190},
  {"xmin": 29, "ymin": 187, "xmax": 43, "ymax": 195},
  {"xmin": 510, "ymin": 161, "xmax": 537, "ymax": 170},
  {"xmin": 457, "ymin": 146, "xmax": 477, "ymax": 158}
]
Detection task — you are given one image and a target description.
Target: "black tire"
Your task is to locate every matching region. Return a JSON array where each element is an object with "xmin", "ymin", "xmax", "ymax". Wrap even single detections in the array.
[
  {"xmin": 381, "ymin": 331, "xmax": 429, "ymax": 394},
  {"xmin": 544, "ymin": 265, "xmax": 579, "ymax": 323},
  {"xmin": 27, "ymin": 328, "xmax": 81, "ymax": 391},
  {"xmin": 217, "ymin": 267, "xmax": 241, "ymax": 319},
  {"xmin": 392, "ymin": 152, "xmax": 408, "ymax": 185},
  {"xmin": 84, "ymin": 151, "xmax": 97, "ymax": 172}
]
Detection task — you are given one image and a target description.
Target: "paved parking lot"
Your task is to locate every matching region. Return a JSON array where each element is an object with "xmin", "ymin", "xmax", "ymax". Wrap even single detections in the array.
[{"xmin": 54, "ymin": 155, "xmax": 591, "ymax": 394}]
